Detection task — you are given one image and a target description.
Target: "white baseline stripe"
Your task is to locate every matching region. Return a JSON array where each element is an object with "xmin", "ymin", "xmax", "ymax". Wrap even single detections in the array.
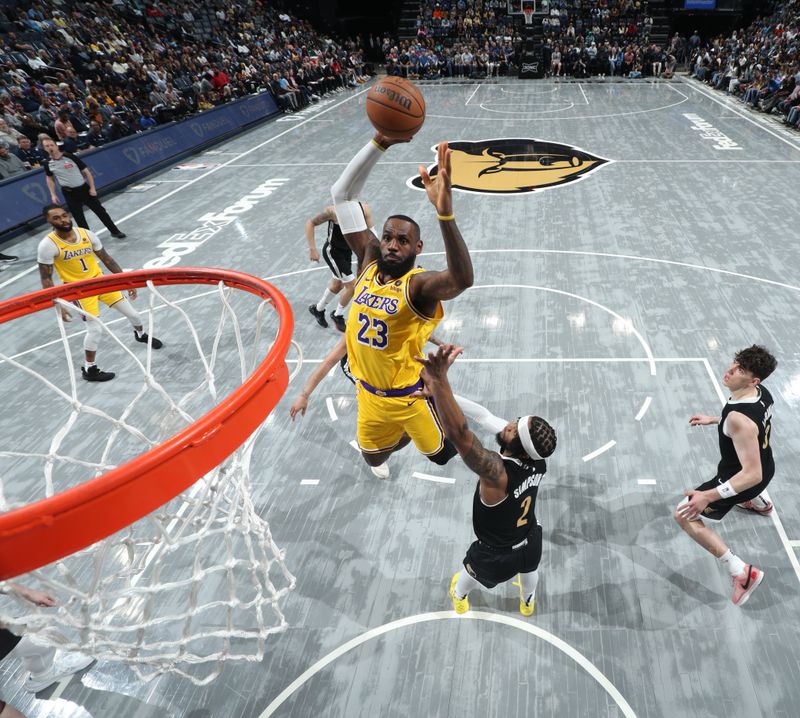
[
  {"xmin": 582, "ymin": 440, "xmax": 616, "ymax": 462},
  {"xmin": 578, "ymin": 83, "xmax": 589, "ymax": 105},
  {"xmin": 258, "ymin": 611, "xmax": 638, "ymax": 718},
  {"xmin": 300, "ymin": 479, "xmax": 319, "ymax": 486},
  {"xmin": 49, "ymin": 677, "xmax": 71, "ymax": 701},
  {"xmin": 635, "ymin": 396, "xmax": 652, "ymax": 421},
  {"xmin": 349, "ymin": 440, "xmax": 360, "ymax": 452},
  {"xmin": 325, "ymin": 397, "xmax": 338, "ymax": 422},
  {"xmin": 681, "ymin": 80, "xmax": 800, "ymax": 154},
  {"xmin": 637, "ymin": 479, "xmax": 657, "ymax": 486},
  {"xmin": 788, "ymin": 540, "xmax": 800, "ymax": 548},
  {"xmin": 465, "ymin": 83, "xmax": 481, "ymax": 106},
  {"xmin": 0, "ymin": 265, "xmax": 36, "ymax": 290},
  {"xmin": 412, "ymin": 472, "xmax": 456, "ymax": 485}
]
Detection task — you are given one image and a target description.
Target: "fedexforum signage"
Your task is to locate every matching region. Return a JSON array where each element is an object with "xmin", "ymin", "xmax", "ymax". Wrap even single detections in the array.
[{"xmin": 683, "ymin": 114, "xmax": 742, "ymax": 151}]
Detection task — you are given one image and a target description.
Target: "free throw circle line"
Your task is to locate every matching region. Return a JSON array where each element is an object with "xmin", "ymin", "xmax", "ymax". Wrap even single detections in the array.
[{"xmin": 259, "ymin": 610, "xmax": 637, "ymax": 718}]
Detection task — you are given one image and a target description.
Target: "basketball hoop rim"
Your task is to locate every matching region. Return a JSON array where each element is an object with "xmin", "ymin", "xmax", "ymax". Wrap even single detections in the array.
[{"xmin": 0, "ymin": 268, "xmax": 293, "ymax": 580}]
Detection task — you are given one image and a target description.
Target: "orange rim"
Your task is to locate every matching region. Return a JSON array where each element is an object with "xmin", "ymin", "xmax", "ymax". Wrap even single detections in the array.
[{"xmin": 0, "ymin": 268, "xmax": 293, "ymax": 580}]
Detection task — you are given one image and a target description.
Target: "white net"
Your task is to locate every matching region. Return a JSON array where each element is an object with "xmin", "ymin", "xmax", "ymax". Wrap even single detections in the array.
[{"xmin": 0, "ymin": 276, "xmax": 298, "ymax": 685}]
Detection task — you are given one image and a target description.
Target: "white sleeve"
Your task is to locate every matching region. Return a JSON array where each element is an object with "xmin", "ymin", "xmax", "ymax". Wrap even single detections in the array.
[
  {"xmin": 87, "ymin": 231, "xmax": 103, "ymax": 252},
  {"xmin": 36, "ymin": 237, "xmax": 58, "ymax": 265},
  {"xmin": 454, "ymin": 395, "xmax": 507, "ymax": 435}
]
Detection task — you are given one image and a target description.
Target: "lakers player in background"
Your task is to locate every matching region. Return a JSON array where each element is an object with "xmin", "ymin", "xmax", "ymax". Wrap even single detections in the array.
[
  {"xmin": 331, "ymin": 137, "xmax": 473, "ymax": 478},
  {"xmin": 38, "ymin": 205, "xmax": 162, "ymax": 383}
]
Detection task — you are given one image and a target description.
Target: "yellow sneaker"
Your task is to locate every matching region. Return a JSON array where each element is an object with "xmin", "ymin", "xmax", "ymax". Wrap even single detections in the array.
[
  {"xmin": 450, "ymin": 572, "xmax": 469, "ymax": 614},
  {"xmin": 519, "ymin": 595, "xmax": 535, "ymax": 617},
  {"xmin": 513, "ymin": 574, "xmax": 535, "ymax": 617}
]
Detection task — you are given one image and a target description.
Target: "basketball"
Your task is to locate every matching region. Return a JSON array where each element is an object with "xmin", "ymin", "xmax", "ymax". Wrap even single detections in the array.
[{"xmin": 365, "ymin": 76, "xmax": 426, "ymax": 140}]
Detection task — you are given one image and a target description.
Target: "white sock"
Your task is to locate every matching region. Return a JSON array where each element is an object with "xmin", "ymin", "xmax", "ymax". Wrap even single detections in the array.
[
  {"xmin": 719, "ymin": 549, "xmax": 747, "ymax": 577},
  {"xmin": 455, "ymin": 569, "xmax": 481, "ymax": 600},
  {"xmin": 84, "ymin": 362, "xmax": 96, "ymax": 370},
  {"xmin": 316, "ymin": 288, "xmax": 337, "ymax": 311},
  {"xmin": 333, "ymin": 303, "xmax": 347, "ymax": 317},
  {"xmin": 519, "ymin": 570, "xmax": 539, "ymax": 604}
]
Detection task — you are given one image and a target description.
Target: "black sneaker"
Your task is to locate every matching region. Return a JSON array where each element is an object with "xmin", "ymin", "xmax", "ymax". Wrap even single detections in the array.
[
  {"xmin": 134, "ymin": 331, "xmax": 163, "ymax": 349},
  {"xmin": 82, "ymin": 365, "xmax": 115, "ymax": 382},
  {"xmin": 330, "ymin": 311, "xmax": 346, "ymax": 332},
  {"xmin": 308, "ymin": 304, "xmax": 328, "ymax": 328},
  {"xmin": 111, "ymin": 232, "xmax": 127, "ymax": 239},
  {"xmin": 0, "ymin": 253, "xmax": 18, "ymax": 263}
]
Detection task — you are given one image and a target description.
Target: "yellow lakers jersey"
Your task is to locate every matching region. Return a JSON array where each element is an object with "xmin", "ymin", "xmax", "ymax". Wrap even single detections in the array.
[
  {"xmin": 48, "ymin": 228, "xmax": 102, "ymax": 283},
  {"xmin": 345, "ymin": 261, "xmax": 443, "ymax": 389}
]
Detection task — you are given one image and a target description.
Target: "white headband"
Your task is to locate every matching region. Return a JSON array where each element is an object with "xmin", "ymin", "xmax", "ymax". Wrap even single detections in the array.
[{"xmin": 517, "ymin": 415, "xmax": 543, "ymax": 461}]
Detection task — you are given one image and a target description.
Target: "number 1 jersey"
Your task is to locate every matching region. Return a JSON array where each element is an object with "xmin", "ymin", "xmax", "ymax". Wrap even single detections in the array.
[{"xmin": 345, "ymin": 261, "xmax": 442, "ymax": 390}]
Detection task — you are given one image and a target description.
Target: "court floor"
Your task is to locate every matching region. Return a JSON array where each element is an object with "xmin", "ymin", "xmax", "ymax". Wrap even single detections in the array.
[{"xmin": 1, "ymin": 76, "xmax": 800, "ymax": 717}]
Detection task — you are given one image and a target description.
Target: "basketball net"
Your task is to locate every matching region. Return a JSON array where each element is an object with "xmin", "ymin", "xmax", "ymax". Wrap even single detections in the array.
[
  {"xmin": 523, "ymin": 7, "xmax": 534, "ymax": 25},
  {"xmin": 0, "ymin": 276, "xmax": 299, "ymax": 685}
]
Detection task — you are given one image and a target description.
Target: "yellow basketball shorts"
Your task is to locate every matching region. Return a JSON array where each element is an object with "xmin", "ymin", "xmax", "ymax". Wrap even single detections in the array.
[
  {"xmin": 355, "ymin": 381, "xmax": 446, "ymax": 456},
  {"xmin": 73, "ymin": 290, "xmax": 125, "ymax": 319}
]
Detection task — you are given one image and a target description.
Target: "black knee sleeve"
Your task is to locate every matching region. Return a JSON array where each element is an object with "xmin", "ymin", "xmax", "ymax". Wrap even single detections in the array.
[{"xmin": 428, "ymin": 439, "xmax": 457, "ymax": 465}]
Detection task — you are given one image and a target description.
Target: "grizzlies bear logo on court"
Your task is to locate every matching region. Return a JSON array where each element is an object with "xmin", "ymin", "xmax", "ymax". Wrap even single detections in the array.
[{"xmin": 407, "ymin": 139, "xmax": 611, "ymax": 195}]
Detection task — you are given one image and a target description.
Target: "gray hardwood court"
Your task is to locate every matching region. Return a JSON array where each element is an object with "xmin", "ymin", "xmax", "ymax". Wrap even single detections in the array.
[{"xmin": 1, "ymin": 77, "xmax": 799, "ymax": 718}]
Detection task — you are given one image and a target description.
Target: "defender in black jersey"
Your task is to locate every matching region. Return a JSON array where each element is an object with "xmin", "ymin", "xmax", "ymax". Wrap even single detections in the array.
[
  {"xmin": 305, "ymin": 203, "xmax": 373, "ymax": 332},
  {"xmin": 675, "ymin": 345, "xmax": 777, "ymax": 606},
  {"xmin": 418, "ymin": 345, "xmax": 557, "ymax": 616}
]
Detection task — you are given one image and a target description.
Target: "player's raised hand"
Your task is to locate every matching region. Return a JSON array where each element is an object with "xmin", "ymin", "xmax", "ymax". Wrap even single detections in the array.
[
  {"xmin": 689, "ymin": 414, "xmax": 718, "ymax": 426},
  {"xmin": 418, "ymin": 142, "xmax": 453, "ymax": 217},
  {"xmin": 59, "ymin": 306, "xmax": 72, "ymax": 323},
  {"xmin": 373, "ymin": 132, "xmax": 411, "ymax": 150}
]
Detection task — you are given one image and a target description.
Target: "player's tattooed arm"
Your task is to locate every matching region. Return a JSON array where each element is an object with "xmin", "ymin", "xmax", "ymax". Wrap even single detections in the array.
[
  {"xmin": 38, "ymin": 262, "xmax": 55, "ymax": 289},
  {"xmin": 39, "ymin": 262, "xmax": 72, "ymax": 321},
  {"xmin": 95, "ymin": 247, "xmax": 123, "ymax": 274},
  {"xmin": 461, "ymin": 433, "xmax": 506, "ymax": 488},
  {"xmin": 418, "ymin": 345, "xmax": 507, "ymax": 489}
]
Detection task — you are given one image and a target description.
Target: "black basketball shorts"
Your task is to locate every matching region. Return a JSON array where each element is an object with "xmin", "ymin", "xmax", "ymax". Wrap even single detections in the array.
[
  {"xmin": 690, "ymin": 474, "xmax": 773, "ymax": 522},
  {"xmin": 463, "ymin": 524, "xmax": 543, "ymax": 589},
  {"xmin": 322, "ymin": 239, "xmax": 355, "ymax": 282}
]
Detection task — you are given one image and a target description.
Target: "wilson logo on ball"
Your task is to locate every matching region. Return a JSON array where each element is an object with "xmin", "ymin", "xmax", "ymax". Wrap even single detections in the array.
[
  {"xmin": 366, "ymin": 77, "xmax": 426, "ymax": 140},
  {"xmin": 407, "ymin": 139, "xmax": 611, "ymax": 195},
  {"xmin": 372, "ymin": 85, "xmax": 413, "ymax": 111}
]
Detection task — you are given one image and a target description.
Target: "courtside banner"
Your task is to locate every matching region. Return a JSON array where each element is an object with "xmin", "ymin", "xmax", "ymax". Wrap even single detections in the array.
[{"xmin": 0, "ymin": 91, "xmax": 278, "ymax": 235}]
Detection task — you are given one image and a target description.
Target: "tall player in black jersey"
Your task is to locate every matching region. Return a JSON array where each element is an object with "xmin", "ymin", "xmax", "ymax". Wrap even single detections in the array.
[
  {"xmin": 418, "ymin": 345, "xmax": 557, "ymax": 616},
  {"xmin": 306, "ymin": 203, "xmax": 374, "ymax": 332},
  {"xmin": 675, "ymin": 345, "xmax": 777, "ymax": 606}
]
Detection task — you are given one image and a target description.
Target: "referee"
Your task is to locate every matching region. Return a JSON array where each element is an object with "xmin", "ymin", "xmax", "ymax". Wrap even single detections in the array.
[{"xmin": 41, "ymin": 136, "xmax": 126, "ymax": 239}]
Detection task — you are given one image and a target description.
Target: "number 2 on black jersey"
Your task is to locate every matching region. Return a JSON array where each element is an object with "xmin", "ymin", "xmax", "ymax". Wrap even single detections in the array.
[{"xmin": 517, "ymin": 495, "xmax": 532, "ymax": 528}]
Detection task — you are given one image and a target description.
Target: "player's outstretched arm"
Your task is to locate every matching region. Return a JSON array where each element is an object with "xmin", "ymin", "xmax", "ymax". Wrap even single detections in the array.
[
  {"xmin": 290, "ymin": 336, "xmax": 348, "ymax": 420},
  {"xmin": 418, "ymin": 345, "xmax": 506, "ymax": 489},
  {"xmin": 331, "ymin": 133, "xmax": 407, "ymax": 272},
  {"xmin": 689, "ymin": 414, "xmax": 720, "ymax": 426},
  {"xmin": 305, "ymin": 206, "xmax": 334, "ymax": 262},
  {"xmin": 414, "ymin": 142, "xmax": 473, "ymax": 304}
]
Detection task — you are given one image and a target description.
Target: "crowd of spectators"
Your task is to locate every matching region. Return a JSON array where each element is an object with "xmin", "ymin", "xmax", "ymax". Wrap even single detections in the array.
[
  {"xmin": 0, "ymin": 0, "xmax": 371, "ymax": 180},
  {"xmin": 688, "ymin": 1, "xmax": 800, "ymax": 130},
  {"xmin": 385, "ymin": 0, "xmax": 676, "ymax": 79}
]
